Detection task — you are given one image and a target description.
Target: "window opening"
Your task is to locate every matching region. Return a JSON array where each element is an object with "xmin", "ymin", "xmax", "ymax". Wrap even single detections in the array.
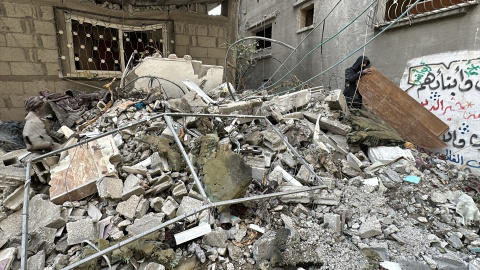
[
  {"xmin": 299, "ymin": 4, "xmax": 315, "ymax": 29},
  {"xmin": 255, "ymin": 25, "xmax": 272, "ymax": 49}
]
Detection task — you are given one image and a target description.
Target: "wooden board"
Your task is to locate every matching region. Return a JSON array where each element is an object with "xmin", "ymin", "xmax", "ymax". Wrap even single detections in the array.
[{"xmin": 358, "ymin": 67, "xmax": 449, "ymax": 149}]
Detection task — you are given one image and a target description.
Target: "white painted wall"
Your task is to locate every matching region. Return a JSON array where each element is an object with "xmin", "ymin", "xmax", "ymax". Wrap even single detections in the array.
[{"xmin": 400, "ymin": 51, "xmax": 480, "ymax": 173}]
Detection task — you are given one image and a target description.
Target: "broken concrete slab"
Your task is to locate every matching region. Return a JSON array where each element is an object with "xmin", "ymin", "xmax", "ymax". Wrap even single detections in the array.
[
  {"xmin": 96, "ymin": 177, "xmax": 123, "ymax": 200},
  {"xmin": 359, "ymin": 216, "xmax": 382, "ymax": 238},
  {"xmin": 49, "ymin": 135, "xmax": 120, "ymax": 204},
  {"xmin": 0, "ymin": 165, "xmax": 26, "ymax": 189},
  {"xmin": 324, "ymin": 213, "xmax": 342, "ymax": 233},
  {"xmin": 66, "ymin": 218, "xmax": 96, "ymax": 245},
  {"xmin": 0, "ymin": 210, "xmax": 22, "ymax": 248},
  {"xmin": 325, "ymin": 89, "xmax": 349, "ymax": 113},
  {"xmin": 203, "ymin": 144, "xmax": 252, "ymax": 212},
  {"xmin": 162, "ymin": 196, "xmax": 179, "ymax": 220},
  {"xmin": 202, "ymin": 227, "xmax": 228, "ymax": 248},
  {"xmin": 28, "ymin": 194, "xmax": 66, "ymax": 231},
  {"xmin": 126, "ymin": 213, "xmax": 165, "ymax": 236},
  {"xmin": 318, "ymin": 117, "xmax": 351, "ymax": 135},
  {"xmin": 122, "ymin": 174, "xmax": 145, "ymax": 200},
  {"xmin": 116, "ymin": 194, "xmax": 141, "ymax": 220},
  {"xmin": 172, "ymin": 181, "xmax": 188, "ymax": 199},
  {"xmin": 176, "ymin": 196, "xmax": 203, "ymax": 223},
  {"xmin": 261, "ymin": 131, "xmax": 287, "ymax": 152},
  {"xmin": 3, "ymin": 185, "xmax": 26, "ymax": 210},
  {"xmin": 27, "ymin": 250, "xmax": 45, "ymax": 270}
]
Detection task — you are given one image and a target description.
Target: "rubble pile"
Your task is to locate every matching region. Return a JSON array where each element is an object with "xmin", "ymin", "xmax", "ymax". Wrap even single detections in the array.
[{"xmin": 1, "ymin": 64, "xmax": 480, "ymax": 270}]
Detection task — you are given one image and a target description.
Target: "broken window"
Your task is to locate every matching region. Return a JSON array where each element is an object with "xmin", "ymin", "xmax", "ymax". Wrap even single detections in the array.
[
  {"xmin": 377, "ymin": 0, "xmax": 476, "ymax": 27},
  {"xmin": 299, "ymin": 4, "xmax": 315, "ymax": 29},
  {"xmin": 59, "ymin": 12, "xmax": 166, "ymax": 78},
  {"xmin": 255, "ymin": 25, "xmax": 272, "ymax": 49}
]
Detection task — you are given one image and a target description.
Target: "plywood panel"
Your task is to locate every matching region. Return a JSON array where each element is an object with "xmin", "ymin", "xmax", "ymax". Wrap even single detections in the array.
[{"xmin": 358, "ymin": 67, "xmax": 449, "ymax": 149}]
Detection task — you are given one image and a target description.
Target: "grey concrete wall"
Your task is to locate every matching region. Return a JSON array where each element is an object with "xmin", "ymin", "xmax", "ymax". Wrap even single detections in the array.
[
  {"xmin": 238, "ymin": 0, "xmax": 480, "ymax": 91},
  {"xmin": 0, "ymin": 0, "xmax": 238, "ymax": 121}
]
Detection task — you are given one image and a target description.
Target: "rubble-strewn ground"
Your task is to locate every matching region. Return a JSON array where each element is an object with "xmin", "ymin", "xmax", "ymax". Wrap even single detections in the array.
[{"xmin": 1, "ymin": 78, "xmax": 480, "ymax": 270}]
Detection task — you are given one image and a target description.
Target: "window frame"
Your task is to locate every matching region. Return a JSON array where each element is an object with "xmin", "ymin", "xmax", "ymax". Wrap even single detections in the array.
[{"xmin": 61, "ymin": 11, "xmax": 167, "ymax": 78}]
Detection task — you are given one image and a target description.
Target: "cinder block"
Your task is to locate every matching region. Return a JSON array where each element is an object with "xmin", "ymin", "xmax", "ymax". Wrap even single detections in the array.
[
  {"xmin": 36, "ymin": 6, "xmax": 54, "ymax": 21},
  {"xmin": 201, "ymin": 58, "xmax": 216, "ymax": 65},
  {"xmin": 208, "ymin": 25, "xmax": 220, "ymax": 37},
  {"xmin": 0, "ymin": 47, "xmax": 29, "ymax": 62},
  {"xmin": 0, "ymin": 81, "xmax": 24, "ymax": 95},
  {"xmin": 175, "ymin": 45, "xmax": 187, "ymax": 57},
  {"xmin": 174, "ymin": 21, "xmax": 185, "ymax": 34},
  {"xmin": 187, "ymin": 24, "xmax": 196, "ymax": 35},
  {"xmin": 6, "ymin": 33, "xmax": 38, "ymax": 47},
  {"xmin": 0, "ymin": 34, "xmax": 6, "ymax": 46},
  {"xmin": 37, "ymin": 49, "xmax": 58, "ymax": 63},
  {"xmin": 3, "ymin": 2, "xmax": 34, "ymax": 18},
  {"xmin": 8, "ymin": 94, "xmax": 31, "ymax": 108},
  {"xmin": 34, "ymin": 20, "xmax": 55, "ymax": 35},
  {"xmin": 175, "ymin": 34, "xmax": 189, "ymax": 46},
  {"xmin": 208, "ymin": 48, "xmax": 225, "ymax": 59},
  {"xmin": 66, "ymin": 218, "xmax": 96, "ymax": 245},
  {"xmin": 198, "ymin": 36, "xmax": 216, "ymax": 48},
  {"xmin": 11, "ymin": 62, "xmax": 44, "ymax": 75},
  {"xmin": 0, "ymin": 62, "xmax": 11, "ymax": 75},
  {"xmin": 0, "ymin": 17, "xmax": 25, "ymax": 33},
  {"xmin": 40, "ymin": 35, "xmax": 57, "ymax": 48},
  {"xmin": 23, "ymin": 81, "xmax": 55, "ymax": 94},
  {"xmin": 189, "ymin": 47, "xmax": 208, "ymax": 58},
  {"xmin": 196, "ymin": 25, "xmax": 208, "ymax": 36},
  {"xmin": 0, "ymin": 108, "xmax": 27, "ymax": 121},
  {"xmin": 45, "ymin": 62, "xmax": 59, "ymax": 75}
]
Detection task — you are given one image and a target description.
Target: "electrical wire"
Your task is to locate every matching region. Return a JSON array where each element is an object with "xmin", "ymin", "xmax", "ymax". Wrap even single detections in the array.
[
  {"xmin": 255, "ymin": 0, "xmax": 343, "ymax": 93},
  {"xmin": 240, "ymin": 0, "xmax": 378, "ymax": 101},
  {"xmin": 273, "ymin": 0, "xmax": 423, "ymax": 97}
]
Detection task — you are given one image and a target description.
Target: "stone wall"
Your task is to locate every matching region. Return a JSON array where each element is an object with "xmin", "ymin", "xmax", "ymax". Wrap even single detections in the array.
[{"xmin": 0, "ymin": 0, "xmax": 237, "ymax": 121}]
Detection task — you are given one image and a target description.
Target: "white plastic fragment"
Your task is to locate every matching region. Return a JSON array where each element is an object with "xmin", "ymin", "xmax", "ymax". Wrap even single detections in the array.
[
  {"xmin": 248, "ymin": 224, "xmax": 265, "ymax": 234},
  {"xmin": 174, "ymin": 223, "xmax": 212, "ymax": 245}
]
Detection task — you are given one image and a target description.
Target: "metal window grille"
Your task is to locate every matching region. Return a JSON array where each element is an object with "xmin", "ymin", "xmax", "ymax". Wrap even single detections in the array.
[
  {"xmin": 61, "ymin": 12, "xmax": 166, "ymax": 78},
  {"xmin": 372, "ymin": 0, "xmax": 478, "ymax": 28}
]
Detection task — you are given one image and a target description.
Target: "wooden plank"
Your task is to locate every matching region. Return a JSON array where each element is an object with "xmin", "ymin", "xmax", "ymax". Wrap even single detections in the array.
[{"xmin": 358, "ymin": 67, "xmax": 449, "ymax": 149}]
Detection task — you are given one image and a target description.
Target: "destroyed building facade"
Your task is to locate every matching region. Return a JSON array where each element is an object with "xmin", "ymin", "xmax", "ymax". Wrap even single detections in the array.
[
  {"xmin": 238, "ymin": 0, "xmax": 480, "ymax": 173},
  {"xmin": 0, "ymin": 0, "xmax": 238, "ymax": 120}
]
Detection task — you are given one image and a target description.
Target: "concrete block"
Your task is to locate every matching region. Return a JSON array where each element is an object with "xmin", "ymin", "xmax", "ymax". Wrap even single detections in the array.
[
  {"xmin": 174, "ymin": 21, "xmax": 185, "ymax": 34},
  {"xmin": 23, "ymin": 81, "xmax": 55, "ymax": 95},
  {"xmin": 36, "ymin": 49, "xmax": 58, "ymax": 62},
  {"xmin": 162, "ymin": 196, "xmax": 179, "ymax": 219},
  {"xmin": 261, "ymin": 131, "xmax": 287, "ymax": 152},
  {"xmin": 6, "ymin": 33, "xmax": 38, "ymax": 47},
  {"xmin": 0, "ymin": 210, "xmax": 22, "ymax": 248},
  {"xmin": 208, "ymin": 47, "xmax": 225, "ymax": 59},
  {"xmin": 11, "ymin": 62, "xmax": 44, "ymax": 75},
  {"xmin": 135, "ymin": 197, "xmax": 149, "ymax": 218},
  {"xmin": 66, "ymin": 218, "xmax": 96, "ymax": 245},
  {"xmin": 324, "ymin": 213, "xmax": 342, "ymax": 233},
  {"xmin": 202, "ymin": 227, "xmax": 228, "ymax": 248},
  {"xmin": 175, "ymin": 34, "xmax": 189, "ymax": 46},
  {"xmin": 45, "ymin": 62, "xmax": 59, "ymax": 75},
  {"xmin": 34, "ymin": 20, "xmax": 55, "ymax": 35},
  {"xmin": 49, "ymin": 135, "xmax": 120, "ymax": 204},
  {"xmin": 27, "ymin": 250, "xmax": 45, "ymax": 270},
  {"xmin": 28, "ymin": 226, "xmax": 56, "ymax": 254},
  {"xmin": 176, "ymin": 196, "xmax": 203, "ymax": 223},
  {"xmin": 325, "ymin": 89, "xmax": 349, "ymax": 113},
  {"xmin": 292, "ymin": 203, "xmax": 309, "ymax": 216},
  {"xmin": 122, "ymin": 174, "xmax": 145, "ymax": 200},
  {"xmin": 3, "ymin": 185, "xmax": 24, "ymax": 210},
  {"xmin": 278, "ymin": 186, "xmax": 312, "ymax": 204},
  {"xmin": 296, "ymin": 165, "xmax": 313, "ymax": 184},
  {"xmin": 198, "ymin": 36, "xmax": 216, "ymax": 47},
  {"xmin": 0, "ymin": 62, "xmax": 11, "ymax": 75},
  {"xmin": 359, "ymin": 216, "xmax": 382, "ymax": 238},
  {"xmin": 318, "ymin": 117, "xmax": 352, "ymax": 135},
  {"xmin": 0, "ymin": 47, "xmax": 29, "ymax": 62},
  {"xmin": 0, "ymin": 108, "xmax": 26, "ymax": 121},
  {"xmin": 197, "ymin": 24, "xmax": 208, "ymax": 36},
  {"xmin": 172, "ymin": 180, "xmax": 188, "ymax": 199},
  {"xmin": 116, "ymin": 195, "xmax": 141, "ymax": 220},
  {"xmin": 150, "ymin": 197, "xmax": 164, "ymax": 212},
  {"xmin": 0, "ymin": 81, "xmax": 23, "ymax": 95},
  {"xmin": 97, "ymin": 177, "xmax": 123, "ymax": 199},
  {"xmin": 40, "ymin": 34, "xmax": 57, "ymax": 48},
  {"xmin": 0, "ymin": 165, "xmax": 25, "ymax": 189},
  {"xmin": 28, "ymin": 194, "xmax": 66, "ymax": 230},
  {"xmin": 126, "ymin": 213, "xmax": 165, "ymax": 236},
  {"xmin": 0, "ymin": 17, "xmax": 24, "ymax": 33},
  {"xmin": 190, "ymin": 47, "xmax": 208, "ymax": 58},
  {"xmin": 36, "ymin": 5, "xmax": 55, "ymax": 21},
  {"xmin": 251, "ymin": 167, "xmax": 267, "ymax": 182},
  {"xmin": 3, "ymin": 2, "xmax": 34, "ymax": 18},
  {"xmin": 265, "ymin": 89, "xmax": 311, "ymax": 113}
]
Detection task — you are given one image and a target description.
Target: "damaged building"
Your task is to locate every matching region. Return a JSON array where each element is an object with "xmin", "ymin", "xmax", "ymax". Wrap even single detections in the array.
[{"xmin": 1, "ymin": 0, "xmax": 480, "ymax": 270}]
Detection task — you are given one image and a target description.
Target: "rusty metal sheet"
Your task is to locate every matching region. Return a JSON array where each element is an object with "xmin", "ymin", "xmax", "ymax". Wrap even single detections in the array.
[{"xmin": 358, "ymin": 67, "xmax": 449, "ymax": 149}]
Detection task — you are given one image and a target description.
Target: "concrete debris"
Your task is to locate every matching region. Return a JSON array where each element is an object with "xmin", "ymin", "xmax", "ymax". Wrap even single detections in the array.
[{"xmin": 2, "ymin": 56, "xmax": 478, "ymax": 270}]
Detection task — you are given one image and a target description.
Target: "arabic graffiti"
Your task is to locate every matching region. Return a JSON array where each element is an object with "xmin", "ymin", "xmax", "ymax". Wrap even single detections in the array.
[{"xmin": 401, "ymin": 53, "xmax": 480, "ymax": 172}]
